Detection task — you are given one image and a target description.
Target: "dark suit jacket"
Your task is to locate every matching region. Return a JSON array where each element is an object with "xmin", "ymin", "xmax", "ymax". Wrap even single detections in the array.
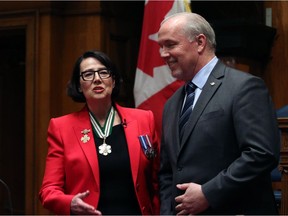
[
  {"xmin": 39, "ymin": 104, "xmax": 160, "ymax": 215},
  {"xmin": 159, "ymin": 60, "xmax": 280, "ymax": 215}
]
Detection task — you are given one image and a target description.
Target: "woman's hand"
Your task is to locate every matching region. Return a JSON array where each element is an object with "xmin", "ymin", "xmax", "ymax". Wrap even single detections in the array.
[{"xmin": 70, "ymin": 190, "xmax": 102, "ymax": 215}]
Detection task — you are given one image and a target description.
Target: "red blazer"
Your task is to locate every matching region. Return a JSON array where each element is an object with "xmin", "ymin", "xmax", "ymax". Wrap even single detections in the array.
[{"xmin": 39, "ymin": 104, "xmax": 160, "ymax": 215}]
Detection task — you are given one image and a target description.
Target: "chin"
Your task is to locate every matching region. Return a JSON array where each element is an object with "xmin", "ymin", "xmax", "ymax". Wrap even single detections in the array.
[{"xmin": 171, "ymin": 71, "xmax": 183, "ymax": 80}]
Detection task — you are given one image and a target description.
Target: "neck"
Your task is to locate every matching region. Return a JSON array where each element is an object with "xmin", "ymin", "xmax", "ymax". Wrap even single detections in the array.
[
  {"xmin": 88, "ymin": 101, "xmax": 113, "ymax": 125},
  {"xmin": 192, "ymin": 54, "xmax": 216, "ymax": 77}
]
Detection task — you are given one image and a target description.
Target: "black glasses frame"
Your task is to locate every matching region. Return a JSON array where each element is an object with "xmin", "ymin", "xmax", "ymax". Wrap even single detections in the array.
[{"xmin": 80, "ymin": 69, "xmax": 112, "ymax": 81}]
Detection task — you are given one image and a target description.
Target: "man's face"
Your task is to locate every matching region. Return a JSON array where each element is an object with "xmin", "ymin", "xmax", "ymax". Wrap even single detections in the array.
[{"xmin": 157, "ymin": 19, "xmax": 199, "ymax": 81}]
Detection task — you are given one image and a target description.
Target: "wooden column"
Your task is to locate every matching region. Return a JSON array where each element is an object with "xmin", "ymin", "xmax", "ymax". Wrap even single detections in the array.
[{"xmin": 277, "ymin": 117, "xmax": 288, "ymax": 215}]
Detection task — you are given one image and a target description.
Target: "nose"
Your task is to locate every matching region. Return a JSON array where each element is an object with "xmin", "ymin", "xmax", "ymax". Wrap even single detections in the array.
[
  {"xmin": 160, "ymin": 47, "xmax": 170, "ymax": 59},
  {"xmin": 93, "ymin": 72, "xmax": 101, "ymax": 82}
]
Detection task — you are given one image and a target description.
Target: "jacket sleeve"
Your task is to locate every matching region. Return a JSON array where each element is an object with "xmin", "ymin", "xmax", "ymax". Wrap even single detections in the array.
[
  {"xmin": 202, "ymin": 75, "xmax": 280, "ymax": 208},
  {"xmin": 39, "ymin": 118, "xmax": 74, "ymax": 215}
]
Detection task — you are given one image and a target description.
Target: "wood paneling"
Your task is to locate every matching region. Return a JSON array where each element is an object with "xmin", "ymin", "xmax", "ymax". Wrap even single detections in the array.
[
  {"xmin": 263, "ymin": 1, "xmax": 288, "ymax": 109},
  {"xmin": 60, "ymin": 14, "xmax": 104, "ymax": 115},
  {"xmin": 276, "ymin": 118, "xmax": 288, "ymax": 215}
]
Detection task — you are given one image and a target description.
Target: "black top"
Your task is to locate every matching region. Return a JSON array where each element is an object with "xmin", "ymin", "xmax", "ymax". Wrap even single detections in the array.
[{"xmin": 94, "ymin": 124, "xmax": 141, "ymax": 215}]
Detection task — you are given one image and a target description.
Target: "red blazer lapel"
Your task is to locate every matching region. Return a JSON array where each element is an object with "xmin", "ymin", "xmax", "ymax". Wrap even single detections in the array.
[
  {"xmin": 124, "ymin": 120, "xmax": 141, "ymax": 185},
  {"xmin": 73, "ymin": 107, "xmax": 100, "ymax": 189}
]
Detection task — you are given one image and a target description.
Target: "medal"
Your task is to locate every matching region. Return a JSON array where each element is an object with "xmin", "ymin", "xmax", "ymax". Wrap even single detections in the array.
[
  {"xmin": 98, "ymin": 138, "xmax": 112, "ymax": 156},
  {"xmin": 89, "ymin": 106, "xmax": 115, "ymax": 156},
  {"xmin": 138, "ymin": 134, "xmax": 156, "ymax": 159}
]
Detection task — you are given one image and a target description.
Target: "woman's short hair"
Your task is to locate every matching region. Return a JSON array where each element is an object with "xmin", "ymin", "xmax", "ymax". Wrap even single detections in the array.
[{"xmin": 67, "ymin": 50, "xmax": 122, "ymax": 103}]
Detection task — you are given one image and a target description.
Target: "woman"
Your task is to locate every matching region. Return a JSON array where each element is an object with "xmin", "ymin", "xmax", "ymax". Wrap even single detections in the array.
[{"xmin": 39, "ymin": 50, "xmax": 160, "ymax": 215}]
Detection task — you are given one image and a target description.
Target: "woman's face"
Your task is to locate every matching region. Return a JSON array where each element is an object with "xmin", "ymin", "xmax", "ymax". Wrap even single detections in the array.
[{"xmin": 79, "ymin": 57, "xmax": 115, "ymax": 104}]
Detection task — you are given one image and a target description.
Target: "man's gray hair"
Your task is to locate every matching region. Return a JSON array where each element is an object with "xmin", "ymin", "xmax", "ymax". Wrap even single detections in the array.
[{"xmin": 163, "ymin": 12, "xmax": 217, "ymax": 51}]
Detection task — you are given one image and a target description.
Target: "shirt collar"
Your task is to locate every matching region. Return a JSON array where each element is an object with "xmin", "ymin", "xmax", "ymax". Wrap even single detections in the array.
[{"xmin": 192, "ymin": 56, "xmax": 218, "ymax": 90}]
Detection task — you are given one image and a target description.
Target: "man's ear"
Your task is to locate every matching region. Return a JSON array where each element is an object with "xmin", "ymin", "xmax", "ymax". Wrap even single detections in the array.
[
  {"xmin": 196, "ymin": 34, "xmax": 206, "ymax": 52},
  {"xmin": 196, "ymin": 34, "xmax": 205, "ymax": 45}
]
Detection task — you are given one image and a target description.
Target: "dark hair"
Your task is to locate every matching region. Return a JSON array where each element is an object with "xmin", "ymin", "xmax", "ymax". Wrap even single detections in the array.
[{"xmin": 67, "ymin": 50, "xmax": 122, "ymax": 103}]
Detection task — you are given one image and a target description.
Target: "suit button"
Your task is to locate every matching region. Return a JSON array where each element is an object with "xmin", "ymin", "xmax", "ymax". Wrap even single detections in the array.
[
  {"xmin": 142, "ymin": 206, "xmax": 146, "ymax": 211},
  {"xmin": 177, "ymin": 166, "xmax": 182, "ymax": 171},
  {"xmin": 136, "ymin": 183, "xmax": 140, "ymax": 190}
]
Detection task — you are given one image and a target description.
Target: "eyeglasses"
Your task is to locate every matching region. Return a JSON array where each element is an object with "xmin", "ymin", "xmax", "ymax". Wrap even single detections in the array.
[{"xmin": 80, "ymin": 69, "xmax": 112, "ymax": 81}]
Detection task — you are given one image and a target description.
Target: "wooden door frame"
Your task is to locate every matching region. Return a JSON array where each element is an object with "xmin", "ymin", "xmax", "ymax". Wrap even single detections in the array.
[{"xmin": 0, "ymin": 12, "xmax": 38, "ymax": 214}]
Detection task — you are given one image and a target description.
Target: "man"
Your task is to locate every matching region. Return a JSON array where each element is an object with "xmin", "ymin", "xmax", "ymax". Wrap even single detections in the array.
[{"xmin": 157, "ymin": 12, "xmax": 280, "ymax": 215}]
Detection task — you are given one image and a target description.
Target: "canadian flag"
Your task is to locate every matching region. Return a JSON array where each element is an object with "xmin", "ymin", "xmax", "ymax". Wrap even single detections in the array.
[{"xmin": 134, "ymin": 0, "xmax": 191, "ymax": 137}]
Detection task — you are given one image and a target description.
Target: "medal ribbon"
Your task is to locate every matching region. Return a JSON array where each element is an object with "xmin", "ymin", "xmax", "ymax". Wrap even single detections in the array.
[{"xmin": 89, "ymin": 106, "xmax": 115, "ymax": 139}]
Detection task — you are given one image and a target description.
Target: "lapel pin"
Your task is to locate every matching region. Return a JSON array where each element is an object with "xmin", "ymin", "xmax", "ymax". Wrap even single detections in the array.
[
  {"xmin": 210, "ymin": 82, "xmax": 215, "ymax": 86},
  {"xmin": 81, "ymin": 129, "xmax": 91, "ymax": 143},
  {"xmin": 81, "ymin": 129, "xmax": 90, "ymax": 134}
]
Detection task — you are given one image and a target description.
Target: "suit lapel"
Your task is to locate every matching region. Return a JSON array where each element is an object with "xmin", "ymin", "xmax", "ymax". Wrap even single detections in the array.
[
  {"xmin": 73, "ymin": 107, "xmax": 100, "ymax": 189},
  {"xmin": 180, "ymin": 61, "xmax": 225, "ymax": 150}
]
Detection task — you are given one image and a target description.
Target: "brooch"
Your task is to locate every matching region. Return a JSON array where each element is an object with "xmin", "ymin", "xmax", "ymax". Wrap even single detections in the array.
[{"xmin": 81, "ymin": 129, "xmax": 91, "ymax": 143}]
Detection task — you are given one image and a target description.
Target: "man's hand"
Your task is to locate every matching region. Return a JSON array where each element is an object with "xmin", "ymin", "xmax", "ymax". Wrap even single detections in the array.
[
  {"xmin": 175, "ymin": 182, "xmax": 209, "ymax": 215},
  {"xmin": 70, "ymin": 190, "xmax": 102, "ymax": 215}
]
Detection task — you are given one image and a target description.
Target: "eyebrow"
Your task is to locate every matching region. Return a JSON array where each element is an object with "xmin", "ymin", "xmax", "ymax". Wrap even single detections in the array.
[{"xmin": 81, "ymin": 67, "xmax": 107, "ymax": 73}]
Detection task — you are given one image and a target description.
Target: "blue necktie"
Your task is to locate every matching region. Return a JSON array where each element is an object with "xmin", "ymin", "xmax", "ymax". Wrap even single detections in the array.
[{"xmin": 179, "ymin": 82, "xmax": 197, "ymax": 138}]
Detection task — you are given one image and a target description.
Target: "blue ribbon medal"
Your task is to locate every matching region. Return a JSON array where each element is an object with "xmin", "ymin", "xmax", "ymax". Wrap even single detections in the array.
[{"xmin": 138, "ymin": 134, "xmax": 156, "ymax": 159}]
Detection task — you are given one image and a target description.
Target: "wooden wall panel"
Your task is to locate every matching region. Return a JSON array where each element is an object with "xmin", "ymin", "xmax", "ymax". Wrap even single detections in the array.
[
  {"xmin": 60, "ymin": 15, "xmax": 104, "ymax": 116},
  {"xmin": 263, "ymin": 1, "xmax": 288, "ymax": 109},
  {"xmin": 36, "ymin": 14, "xmax": 53, "ymax": 215},
  {"xmin": 62, "ymin": 3, "xmax": 103, "ymax": 116}
]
